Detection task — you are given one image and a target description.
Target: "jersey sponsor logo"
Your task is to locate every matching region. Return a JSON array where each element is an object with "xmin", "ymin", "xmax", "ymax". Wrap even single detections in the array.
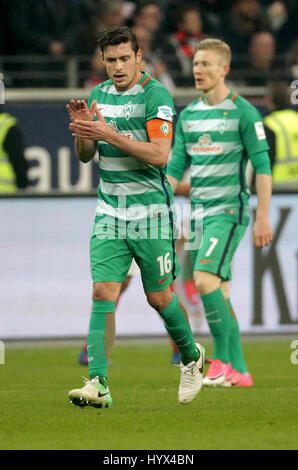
[
  {"xmin": 200, "ymin": 259, "xmax": 213, "ymax": 264},
  {"xmin": 122, "ymin": 133, "xmax": 132, "ymax": 139},
  {"xmin": 160, "ymin": 121, "xmax": 170, "ymax": 136},
  {"xmin": 157, "ymin": 105, "xmax": 173, "ymax": 122},
  {"xmin": 254, "ymin": 121, "xmax": 266, "ymax": 140},
  {"xmin": 123, "ymin": 101, "xmax": 133, "ymax": 120},
  {"xmin": 191, "ymin": 133, "xmax": 221, "ymax": 154}
]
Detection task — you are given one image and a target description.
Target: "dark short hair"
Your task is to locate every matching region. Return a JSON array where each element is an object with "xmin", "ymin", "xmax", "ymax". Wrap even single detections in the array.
[
  {"xmin": 134, "ymin": 0, "xmax": 160, "ymax": 17},
  {"xmin": 97, "ymin": 26, "xmax": 139, "ymax": 56}
]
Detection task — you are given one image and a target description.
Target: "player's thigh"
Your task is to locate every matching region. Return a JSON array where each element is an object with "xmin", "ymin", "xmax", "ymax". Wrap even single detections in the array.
[
  {"xmin": 128, "ymin": 224, "xmax": 180, "ymax": 292},
  {"xmin": 119, "ymin": 259, "xmax": 139, "ymax": 294},
  {"xmin": 90, "ymin": 218, "xmax": 132, "ymax": 283},
  {"xmin": 192, "ymin": 219, "xmax": 246, "ymax": 282}
]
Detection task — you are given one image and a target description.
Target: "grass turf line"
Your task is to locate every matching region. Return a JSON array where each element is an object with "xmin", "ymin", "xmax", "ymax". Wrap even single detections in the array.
[{"xmin": 0, "ymin": 340, "xmax": 297, "ymax": 450}]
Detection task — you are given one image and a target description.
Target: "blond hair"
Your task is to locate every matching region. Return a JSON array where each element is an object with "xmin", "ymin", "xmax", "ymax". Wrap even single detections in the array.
[{"xmin": 195, "ymin": 38, "xmax": 231, "ymax": 65}]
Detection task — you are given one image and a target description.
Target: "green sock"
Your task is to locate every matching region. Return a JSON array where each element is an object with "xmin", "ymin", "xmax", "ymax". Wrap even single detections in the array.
[
  {"xmin": 201, "ymin": 288, "xmax": 230, "ymax": 364},
  {"xmin": 87, "ymin": 300, "xmax": 116, "ymax": 380},
  {"xmin": 97, "ymin": 376, "xmax": 108, "ymax": 387},
  {"xmin": 159, "ymin": 293, "xmax": 199, "ymax": 365},
  {"xmin": 227, "ymin": 298, "xmax": 248, "ymax": 373}
]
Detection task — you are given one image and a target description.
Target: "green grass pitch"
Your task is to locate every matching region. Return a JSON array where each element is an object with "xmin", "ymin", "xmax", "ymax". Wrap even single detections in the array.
[{"xmin": 0, "ymin": 337, "xmax": 297, "ymax": 450}]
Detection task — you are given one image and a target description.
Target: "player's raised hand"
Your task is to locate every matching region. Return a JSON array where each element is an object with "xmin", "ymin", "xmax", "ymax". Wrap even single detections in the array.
[
  {"xmin": 94, "ymin": 106, "xmax": 106, "ymax": 124},
  {"xmin": 69, "ymin": 106, "xmax": 112, "ymax": 142},
  {"xmin": 66, "ymin": 99, "xmax": 97, "ymax": 122}
]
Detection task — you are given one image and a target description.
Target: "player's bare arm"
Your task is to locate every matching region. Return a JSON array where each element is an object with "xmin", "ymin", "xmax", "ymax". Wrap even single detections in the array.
[
  {"xmin": 166, "ymin": 174, "xmax": 180, "ymax": 193},
  {"xmin": 175, "ymin": 180, "xmax": 191, "ymax": 197},
  {"xmin": 105, "ymin": 130, "xmax": 171, "ymax": 168},
  {"xmin": 253, "ymin": 173, "xmax": 273, "ymax": 248},
  {"xmin": 66, "ymin": 99, "xmax": 97, "ymax": 163},
  {"xmin": 166, "ymin": 173, "xmax": 190, "ymax": 198},
  {"xmin": 69, "ymin": 108, "xmax": 172, "ymax": 167}
]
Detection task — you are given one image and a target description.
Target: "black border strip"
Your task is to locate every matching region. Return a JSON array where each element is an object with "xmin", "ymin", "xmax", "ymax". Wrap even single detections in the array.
[
  {"xmin": 216, "ymin": 222, "xmax": 237, "ymax": 278},
  {"xmin": 158, "ymin": 169, "xmax": 176, "ymax": 281},
  {"xmin": 238, "ymin": 154, "xmax": 246, "ymax": 225}
]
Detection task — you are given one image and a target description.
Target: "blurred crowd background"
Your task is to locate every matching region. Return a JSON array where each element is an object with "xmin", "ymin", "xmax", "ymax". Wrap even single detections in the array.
[{"xmin": 1, "ymin": 0, "xmax": 298, "ymax": 90}]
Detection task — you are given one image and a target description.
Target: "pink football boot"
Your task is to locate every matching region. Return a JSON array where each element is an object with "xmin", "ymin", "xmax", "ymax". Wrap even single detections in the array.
[
  {"xmin": 203, "ymin": 359, "xmax": 232, "ymax": 386},
  {"xmin": 224, "ymin": 369, "xmax": 253, "ymax": 387}
]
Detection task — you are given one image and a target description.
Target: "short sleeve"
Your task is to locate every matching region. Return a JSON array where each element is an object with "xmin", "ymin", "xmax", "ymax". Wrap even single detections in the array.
[
  {"xmin": 249, "ymin": 151, "xmax": 272, "ymax": 175},
  {"xmin": 145, "ymin": 86, "xmax": 176, "ymax": 123},
  {"xmin": 240, "ymin": 105, "xmax": 269, "ymax": 156},
  {"xmin": 166, "ymin": 113, "xmax": 189, "ymax": 181}
]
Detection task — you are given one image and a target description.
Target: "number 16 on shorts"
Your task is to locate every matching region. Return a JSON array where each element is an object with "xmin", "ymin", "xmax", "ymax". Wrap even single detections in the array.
[{"xmin": 157, "ymin": 252, "xmax": 172, "ymax": 276}]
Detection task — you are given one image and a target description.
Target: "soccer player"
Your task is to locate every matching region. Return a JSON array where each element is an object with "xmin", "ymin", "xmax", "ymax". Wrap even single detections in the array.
[
  {"xmin": 167, "ymin": 38, "xmax": 273, "ymax": 387},
  {"xmin": 66, "ymin": 26, "xmax": 204, "ymax": 408}
]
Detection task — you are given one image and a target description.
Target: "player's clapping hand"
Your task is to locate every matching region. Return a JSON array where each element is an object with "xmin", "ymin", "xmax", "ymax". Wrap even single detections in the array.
[
  {"xmin": 66, "ymin": 99, "xmax": 97, "ymax": 123},
  {"xmin": 69, "ymin": 107, "xmax": 112, "ymax": 142},
  {"xmin": 253, "ymin": 217, "xmax": 273, "ymax": 248}
]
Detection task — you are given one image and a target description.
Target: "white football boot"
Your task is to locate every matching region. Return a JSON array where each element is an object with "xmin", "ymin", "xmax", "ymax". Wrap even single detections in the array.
[
  {"xmin": 68, "ymin": 377, "xmax": 112, "ymax": 408},
  {"xmin": 178, "ymin": 343, "xmax": 205, "ymax": 404}
]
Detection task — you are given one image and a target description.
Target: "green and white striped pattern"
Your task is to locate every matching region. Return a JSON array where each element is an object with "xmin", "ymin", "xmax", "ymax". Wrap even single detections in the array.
[
  {"xmin": 167, "ymin": 91, "xmax": 269, "ymax": 225},
  {"xmin": 88, "ymin": 72, "xmax": 176, "ymax": 221}
]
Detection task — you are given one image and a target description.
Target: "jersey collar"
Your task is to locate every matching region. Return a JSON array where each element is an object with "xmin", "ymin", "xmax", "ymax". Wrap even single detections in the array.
[
  {"xmin": 200, "ymin": 89, "xmax": 237, "ymax": 105},
  {"xmin": 138, "ymin": 71, "xmax": 151, "ymax": 87}
]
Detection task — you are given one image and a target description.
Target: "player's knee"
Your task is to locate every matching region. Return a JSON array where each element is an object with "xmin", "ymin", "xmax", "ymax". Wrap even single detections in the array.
[
  {"xmin": 146, "ymin": 295, "xmax": 167, "ymax": 311},
  {"xmin": 93, "ymin": 283, "xmax": 107, "ymax": 301},
  {"xmin": 194, "ymin": 278, "xmax": 209, "ymax": 295},
  {"xmin": 92, "ymin": 282, "xmax": 119, "ymax": 302},
  {"xmin": 146, "ymin": 289, "xmax": 172, "ymax": 312},
  {"xmin": 194, "ymin": 272, "xmax": 220, "ymax": 295}
]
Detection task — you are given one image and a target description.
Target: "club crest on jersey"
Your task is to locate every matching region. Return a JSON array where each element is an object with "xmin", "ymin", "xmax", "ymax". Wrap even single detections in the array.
[
  {"xmin": 123, "ymin": 101, "xmax": 133, "ymax": 120},
  {"xmin": 218, "ymin": 117, "xmax": 226, "ymax": 135},
  {"xmin": 157, "ymin": 105, "xmax": 173, "ymax": 122},
  {"xmin": 160, "ymin": 121, "xmax": 170, "ymax": 136},
  {"xmin": 107, "ymin": 120, "xmax": 119, "ymax": 133},
  {"xmin": 192, "ymin": 133, "xmax": 221, "ymax": 154}
]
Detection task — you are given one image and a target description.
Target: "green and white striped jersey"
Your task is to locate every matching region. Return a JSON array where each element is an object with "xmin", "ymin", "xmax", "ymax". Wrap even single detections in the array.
[
  {"xmin": 167, "ymin": 91, "xmax": 270, "ymax": 226},
  {"xmin": 88, "ymin": 72, "xmax": 176, "ymax": 223}
]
